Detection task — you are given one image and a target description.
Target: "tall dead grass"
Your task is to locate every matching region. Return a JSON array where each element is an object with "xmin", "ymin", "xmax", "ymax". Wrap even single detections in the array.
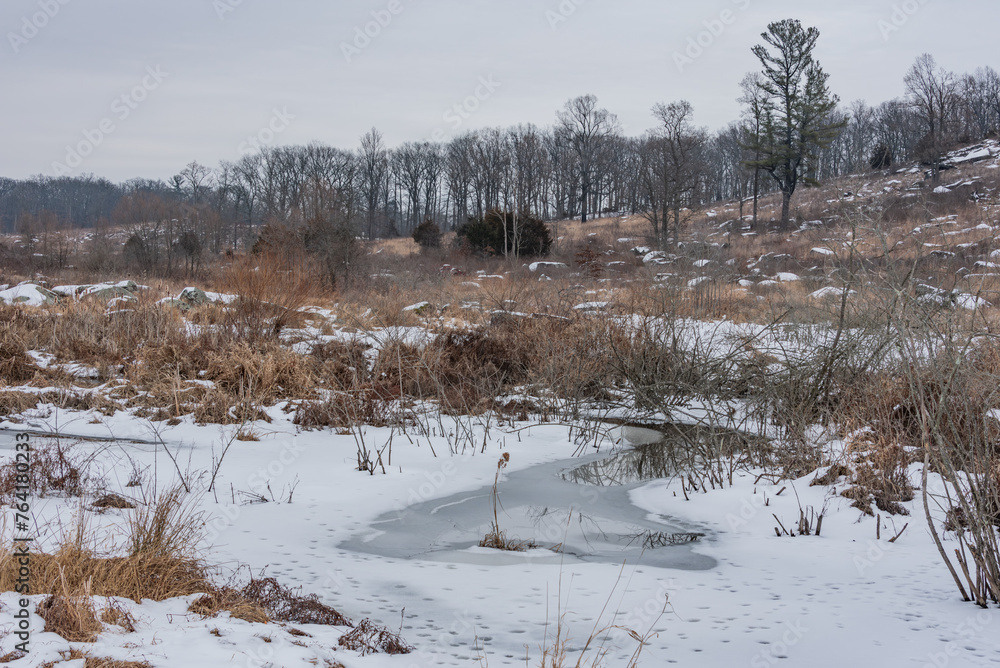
[{"xmin": 223, "ymin": 252, "xmax": 316, "ymax": 340}]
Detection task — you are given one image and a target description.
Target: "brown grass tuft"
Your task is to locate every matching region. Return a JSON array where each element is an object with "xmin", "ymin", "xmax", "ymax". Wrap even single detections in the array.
[
  {"xmin": 188, "ymin": 577, "xmax": 351, "ymax": 627},
  {"xmin": 99, "ymin": 599, "xmax": 137, "ymax": 632},
  {"xmin": 338, "ymin": 618, "xmax": 412, "ymax": 656},
  {"xmin": 40, "ymin": 649, "xmax": 152, "ymax": 668},
  {"xmin": 0, "ymin": 390, "xmax": 40, "ymax": 416},
  {"xmin": 81, "ymin": 658, "xmax": 152, "ymax": 668},
  {"xmin": 36, "ymin": 593, "xmax": 103, "ymax": 643},
  {"xmin": 125, "ymin": 486, "xmax": 204, "ymax": 559},
  {"xmin": 93, "ymin": 494, "xmax": 136, "ymax": 510},
  {"xmin": 0, "ymin": 547, "xmax": 212, "ymax": 602},
  {"xmin": 188, "ymin": 590, "xmax": 270, "ymax": 624},
  {"xmin": 0, "ymin": 325, "xmax": 39, "ymax": 385}
]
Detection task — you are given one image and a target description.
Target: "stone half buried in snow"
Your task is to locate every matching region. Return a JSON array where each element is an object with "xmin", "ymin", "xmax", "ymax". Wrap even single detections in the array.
[
  {"xmin": 0, "ymin": 283, "xmax": 59, "ymax": 306},
  {"xmin": 178, "ymin": 287, "xmax": 210, "ymax": 307},
  {"xmin": 928, "ymin": 250, "xmax": 955, "ymax": 259},
  {"xmin": 915, "ymin": 283, "xmax": 991, "ymax": 310},
  {"xmin": 776, "ymin": 273, "xmax": 800, "ymax": 282},
  {"xmin": 402, "ymin": 301, "xmax": 433, "ymax": 315},
  {"xmin": 809, "ymin": 286, "xmax": 857, "ymax": 301},
  {"xmin": 168, "ymin": 287, "xmax": 237, "ymax": 309},
  {"xmin": 954, "ymin": 293, "xmax": 990, "ymax": 310},
  {"xmin": 944, "ymin": 141, "xmax": 1000, "ymax": 167},
  {"xmin": 811, "ymin": 247, "xmax": 836, "ymax": 257},
  {"xmin": 528, "ymin": 261, "xmax": 568, "ymax": 273},
  {"xmin": 642, "ymin": 251, "xmax": 671, "ymax": 266},
  {"xmin": 81, "ymin": 285, "xmax": 138, "ymax": 304},
  {"xmin": 573, "ymin": 301, "xmax": 611, "ymax": 312},
  {"xmin": 55, "ymin": 280, "xmax": 146, "ymax": 300}
]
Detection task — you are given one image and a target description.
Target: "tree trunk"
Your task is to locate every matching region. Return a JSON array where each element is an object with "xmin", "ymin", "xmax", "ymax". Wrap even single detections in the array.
[{"xmin": 780, "ymin": 189, "xmax": 792, "ymax": 229}]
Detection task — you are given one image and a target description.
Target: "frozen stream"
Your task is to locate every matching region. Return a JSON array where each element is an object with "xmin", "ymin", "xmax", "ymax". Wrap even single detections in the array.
[{"xmin": 341, "ymin": 427, "xmax": 717, "ymax": 571}]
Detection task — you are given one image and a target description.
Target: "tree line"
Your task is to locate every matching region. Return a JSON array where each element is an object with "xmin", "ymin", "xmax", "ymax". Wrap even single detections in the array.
[{"xmin": 2, "ymin": 19, "xmax": 998, "ymax": 273}]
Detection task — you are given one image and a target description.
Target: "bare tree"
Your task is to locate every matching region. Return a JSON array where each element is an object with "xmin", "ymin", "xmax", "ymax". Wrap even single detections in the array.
[
  {"xmin": 178, "ymin": 161, "xmax": 214, "ymax": 204},
  {"xmin": 738, "ymin": 72, "xmax": 771, "ymax": 226},
  {"xmin": 445, "ymin": 133, "xmax": 476, "ymax": 228},
  {"xmin": 639, "ymin": 101, "xmax": 706, "ymax": 247},
  {"xmin": 556, "ymin": 95, "xmax": 621, "ymax": 223},
  {"xmin": 904, "ymin": 53, "xmax": 959, "ymax": 175},
  {"xmin": 358, "ymin": 128, "xmax": 389, "ymax": 239}
]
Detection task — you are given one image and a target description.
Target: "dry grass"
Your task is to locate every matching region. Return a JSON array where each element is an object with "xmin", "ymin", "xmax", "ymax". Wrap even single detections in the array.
[
  {"xmin": 371, "ymin": 236, "xmax": 421, "ymax": 256},
  {"xmin": 0, "ymin": 390, "xmax": 40, "ymax": 416},
  {"xmin": 125, "ymin": 485, "xmax": 204, "ymax": 559},
  {"xmin": 478, "ymin": 530, "xmax": 537, "ymax": 552},
  {"xmin": 0, "ymin": 490, "xmax": 211, "ymax": 603},
  {"xmin": 188, "ymin": 576, "xmax": 351, "ymax": 627},
  {"xmin": 0, "ymin": 319, "xmax": 40, "ymax": 386},
  {"xmin": 205, "ymin": 341, "xmax": 316, "ymax": 404},
  {"xmin": 338, "ymin": 618, "xmax": 412, "ymax": 656},
  {"xmin": 0, "ymin": 546, "xmax": 212, "ymax": 602},
  {"xmin": 222, "ymin": 252, "xmax": 316, "ymax": 340},
  {"xmin": 188, "ymin": 587, "xmax": 270, "ymax": 624},
  {"xmin": 36, "ymin": 592, "xmax": 103, "ymax": 643},
  {"xmin": 99, "ymin": 599, "xmax": 138, "ymax": 632},
  {"xmin": 78, "ymin": 658, "xmax": 152, "ymax": 668},
  {"xmin": 294, "ymin": 391, "xmax": 398, "ymax": 430},
  {"xmin": 0, "ymin": 441, "xmax": 88, "ymax": 502},
  {"xmin": 39, "ymin": 649, "xmax": 152, "ymax": 668}
]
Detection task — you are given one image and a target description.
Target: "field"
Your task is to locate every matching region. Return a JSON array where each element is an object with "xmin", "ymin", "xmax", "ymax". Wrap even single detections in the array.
[{"xmin": 2, "ymin": 142, "xmax": 1000, "ymax": 666}]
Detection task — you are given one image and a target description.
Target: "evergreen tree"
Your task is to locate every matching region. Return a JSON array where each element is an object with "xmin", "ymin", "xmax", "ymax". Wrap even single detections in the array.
[{"xmin": 744, "ymin": 19, "xmax": 845, "ymax": 228}]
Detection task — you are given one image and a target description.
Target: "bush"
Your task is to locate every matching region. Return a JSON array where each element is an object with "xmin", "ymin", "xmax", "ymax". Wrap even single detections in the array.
[
  {"xmin": 303, "ymin": 214, "xmax": 361, "ymax": 290},
  {"xmin": 869, "ymin": 144, "xmax": 893, "ymax": 170},
  {"xmin": 455, "ymin": 210, "xmax": 552, "ymax": 258},
  {"xmin": 412, "ymin": 218, "xmax": 442, "ymax": 250},
  {"xmin": 251, "ymin": 223, "xmax": 303, "ymax": 257}
]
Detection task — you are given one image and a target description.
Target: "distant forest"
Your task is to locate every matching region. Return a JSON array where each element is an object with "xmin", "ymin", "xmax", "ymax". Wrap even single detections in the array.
[{"xmin": 2, "ymin": 42, "xmax": 998, "ymax": 261}]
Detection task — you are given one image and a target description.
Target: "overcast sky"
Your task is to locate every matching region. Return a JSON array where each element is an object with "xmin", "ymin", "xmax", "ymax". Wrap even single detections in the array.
[{"xmin": 2, "ymin": 0, "xmax": 996, "ymax": 182}]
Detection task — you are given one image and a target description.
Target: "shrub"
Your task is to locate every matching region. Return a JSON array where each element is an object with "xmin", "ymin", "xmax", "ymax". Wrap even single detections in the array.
[
  {"xmin": 456, "ymin": 210, "xmax": 552, "ymax": 258},
  {"xmin": 869, "ymin": 144, "xmax": 893, "ymax": 170},
  {"xmin": 411, "ymin": 218, "xmax": 442, "ymax": 250},
  {"xmin": 575, "ymin": 246, "xmax": 604, "ymax": 279},
  {"xmin": 251, "ymin": 223, "xmax": 303, "ymax": 257},
  {"xmin": 302, "ymin": 213, "xmax": 362, "ymax": 291}
]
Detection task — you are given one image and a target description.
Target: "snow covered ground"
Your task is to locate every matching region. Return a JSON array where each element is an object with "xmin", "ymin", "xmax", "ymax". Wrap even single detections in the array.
[{"xmin": 1, "ymin": 405, "xmax": 999, "ymax": 667}]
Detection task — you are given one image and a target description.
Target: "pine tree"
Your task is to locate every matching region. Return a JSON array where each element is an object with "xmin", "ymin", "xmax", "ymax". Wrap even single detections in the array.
[{"xmin": 743, "ymin": 19, "xmax": 844, "ymax": 229}]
